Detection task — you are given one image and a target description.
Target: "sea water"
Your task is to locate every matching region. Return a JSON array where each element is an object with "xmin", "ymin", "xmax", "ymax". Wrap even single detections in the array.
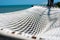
[
  {"xmin": 0, "ymin": 4, "xmax": 47, "ymax": 13},
  {"xmin": 0, "ymin": 5, "xmax": 32, "ymax": 13}
]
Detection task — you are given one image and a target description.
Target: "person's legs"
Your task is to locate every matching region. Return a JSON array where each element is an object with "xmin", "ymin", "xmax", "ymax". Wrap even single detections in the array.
[{"xmin": 47, "ymin": 0, "xmax": 54, "ymax": 7}]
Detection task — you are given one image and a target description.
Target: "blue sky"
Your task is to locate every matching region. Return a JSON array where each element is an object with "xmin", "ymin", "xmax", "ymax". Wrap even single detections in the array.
[{"xmin": 0, "ymin": 0, "xmax": 60, "ymax": 5}]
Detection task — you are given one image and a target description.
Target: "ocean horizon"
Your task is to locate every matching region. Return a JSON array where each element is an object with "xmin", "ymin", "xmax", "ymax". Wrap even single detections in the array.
[
  {"xmin": 0, "ymin": 5, "xmax": 32, "ymax": 13},
  {"xmin": 0, "ymin": 5, "xmax": 46, "ymax": 13}
]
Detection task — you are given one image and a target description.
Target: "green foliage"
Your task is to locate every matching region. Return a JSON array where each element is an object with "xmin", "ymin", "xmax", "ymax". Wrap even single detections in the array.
[{"xmin": 55, "ymin": 2, "xmax": 60, "ymax": 8}]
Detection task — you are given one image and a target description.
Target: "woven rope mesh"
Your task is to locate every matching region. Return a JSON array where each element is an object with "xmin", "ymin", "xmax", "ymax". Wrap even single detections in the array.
[
  {"xmin": 0, "ymin": 6, "xmax": 50, "ymax": 36},
  {"xmin": 0, "ymin": 6, "xmax": 60, "ymax": 38}
]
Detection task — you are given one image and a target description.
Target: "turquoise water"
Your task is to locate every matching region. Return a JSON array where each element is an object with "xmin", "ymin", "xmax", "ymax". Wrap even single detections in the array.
[
  {"xmin": 0, "ymin": 5, "xmax": 32, "ymax": 13},
  {"xmin": 0, "ymin": 5, "xmax": 47, "ymax": 13}
]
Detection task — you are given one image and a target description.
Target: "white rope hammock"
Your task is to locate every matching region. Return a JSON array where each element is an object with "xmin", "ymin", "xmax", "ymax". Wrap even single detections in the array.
[{"xmin": 0, "ymin": 6, "xmax": 60, "ymax": 40}]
